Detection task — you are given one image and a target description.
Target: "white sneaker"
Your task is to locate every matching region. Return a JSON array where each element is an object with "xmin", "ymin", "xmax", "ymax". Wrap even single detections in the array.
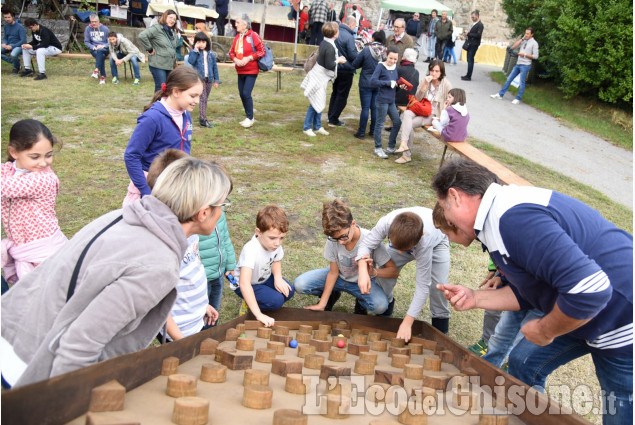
[
  {"xmin": 490, "ymin": 93, "xmax": 502, "ymax": 99},
  {"xmin": 91, "ymin": 69, "xmax": 99, "ymax": 79},
  {"xmin": 240, "ymin": 118, "xmax": 255, "ymax": 128},
  {"xmin": 511, "ymin": 99, "xmax": 520, "ymax": 105},
  {"xmin": 316, "ymin": 127, "xmax": 329, "ymax": 135},
  {"xmin": 99, "ymin": 76, "xmax": 105, "ymax": 85},
  {"xmin": 374, "ymin": 148, "xmax": 388, "ymax": 159},
  {"xmin": 303, "ymin": 129, "xmax": 316, "ymax": 137}
]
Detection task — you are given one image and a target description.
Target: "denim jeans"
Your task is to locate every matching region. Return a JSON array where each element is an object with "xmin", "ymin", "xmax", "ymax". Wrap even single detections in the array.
[
  {"xmin": 303, "ymin": 104, "xmax": 322, "ymax": 131},
  {"xmin": 481, "ymin": 309, "xmax": 503, "ymax": 343},
  {"xmin": 482, "ymin": 309, "xmax": 544, "ymax": 367},
  {"xmin": 373, "ymin": 102, "xmax": 401, "ymax": 149},
  {"xmin": 426, "ymin": 34, "xmax": 436, "ymax": 59},
  {"xmin": 357, "ymin": 86, "xmax": 378, "ymax": 136},
  {"xmin": 1, "ymin": 46, "xmax": 22, "ymax": 69},
  {"xmin": 201, "ymin": 276, "xmax": 223, "ymax": 329},
  {"xmin": 237, "ymin": 74, "xmax": 257, "ymax": 119},
  {"xmin": 293, "ymin": 267, "xmax": 389, "ymax": 314},
  {"xmin": 499, "ymin": 63, "xmax": 531, "ymax": 100},
  {"xmin": 465, "ymin": 44, "xmax": 478, "ymax": 78},
  {"xmin": 149, "ymin": 66, "xmax": 171, "ymax": 93},
  {"xmin": 508, "ymin": 334, "xmax": 632, "ymax": 425},
  {"xmin": 443, "ymin": 46, "xmax": 456, "ymax": 63},
  {"xmin": 90, "ymin": 47, "xmax": 110, "ymax": 77},
  {"xmin": 234, "ymin": 274, "xmax": 294, "ymax": 311},
  {"xmin": 110, "ymin": 53, "xmax": 141, "ymax": 79}
]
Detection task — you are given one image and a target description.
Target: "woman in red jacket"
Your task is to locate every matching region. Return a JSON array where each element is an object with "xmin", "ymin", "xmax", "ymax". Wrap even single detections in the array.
[{"xmin": 229, "ymin": 14, "xmax": 266, "ymax": 128}]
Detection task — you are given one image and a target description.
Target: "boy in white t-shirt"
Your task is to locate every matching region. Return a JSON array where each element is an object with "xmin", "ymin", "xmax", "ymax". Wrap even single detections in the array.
[{"xmin": 233, "ymin": 205, "xmax": 294, "ymax": 327}]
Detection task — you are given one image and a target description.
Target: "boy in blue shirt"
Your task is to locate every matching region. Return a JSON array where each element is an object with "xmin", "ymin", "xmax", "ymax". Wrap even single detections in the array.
[{"xmin": 1, "ymin": 10, "xmax": 26, "ymax": 73}]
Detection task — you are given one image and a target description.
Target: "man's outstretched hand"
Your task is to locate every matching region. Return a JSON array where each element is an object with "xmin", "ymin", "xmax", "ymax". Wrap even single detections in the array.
[{"xmin": 436, "ymin": 284, "xmax": 476, "ymax": 311}]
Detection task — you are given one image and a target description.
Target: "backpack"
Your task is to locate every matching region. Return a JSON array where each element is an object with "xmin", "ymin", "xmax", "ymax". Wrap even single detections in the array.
[
  {"xmin": 249, "ymin": 34, "xmax": 275, "ymax": 72},
  {"xmin": 304, "ymin": 48, "xmax": 319, "ymax": 73}
]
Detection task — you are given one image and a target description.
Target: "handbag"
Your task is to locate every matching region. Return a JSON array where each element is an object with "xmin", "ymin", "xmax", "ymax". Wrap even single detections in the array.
[
  {"xmin": 248, "ymin": 34, "xmax": 274, "ymax": 72},
  {"xmin": 462, "ymin": 39, "xmax": 472, "ymax": 51},
  {"xmin": 406, "ymin": 95, "xmax": 432, "ymax": 117},
  {"xmin": 304, "ymin": 48, "xmax": 319, "ymax": 73}
]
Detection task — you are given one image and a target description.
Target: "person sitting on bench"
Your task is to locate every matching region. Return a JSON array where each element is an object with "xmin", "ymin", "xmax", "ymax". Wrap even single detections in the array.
[{"xmin": 20, "ymin": 18, "xmax": 62, "ymax": 80}]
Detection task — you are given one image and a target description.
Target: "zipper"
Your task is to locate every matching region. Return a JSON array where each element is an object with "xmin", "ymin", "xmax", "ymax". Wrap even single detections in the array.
[{"xmin": 215, "ymin": 227, "xmax": 223, "ymax": 278}]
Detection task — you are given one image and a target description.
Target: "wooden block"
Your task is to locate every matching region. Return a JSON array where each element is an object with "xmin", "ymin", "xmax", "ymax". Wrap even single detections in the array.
[
  {"xmin": 328, "ymin": 348, "xmax": 347, "ymax": 362},
  {"xmin": 354, "ymin": 359, "xmax": 375, "ymax": 375},
  {"xmin": 296, "ymin": 332, "xmax": 312, "ymax": 343},
  {"xmin": 351, "ymin": 333, "xmax": 368, "ymax": 345},
  {"xmin": 371, "ymin": 340, "xmax": 388, "ymax": 352},
  {"xmin": 166, "ymin": 374, "xmax": 197, "ymax": 398},
  {"xmin": 236, "ymin": 337, "xmax": 255, "ymax": 351},
  {"xmin": 479, "ymin": 413, "xmax": 510, "ymax": 425},
  {"xmin": 359, "ymin": 351, "xmax": 378, "ymax": 365},
  {"xmin": 88, "ymin": 380, "xmax": 125, "ymax": 412},
  {"xmin": 397, "ymin": 401, "xmax": 427, "ymax": 425},
  {"xmin": 273, "ymin": 408, "xmax": 308, "ymax": 425},
  {"xmin": 418, "ymin": 339, "xmax": 437, "ymax": 351},
  {"xmin": 271, "ymin": 358, "xmax": 303, "ymax": 377},
  {"xmin": 350, "ymin": 329, "xmax": 365, "ymax": 336},
  {"xmin": 374, "ymin": 369, "xmax": 405, "ymax": 386},
  {"xmin": 318, "ymin": 324, "xmax": 332, "ymax": 333},
  {"xmin": 309, "ymin": 338, "xmax": 331, "ymax": 352},
  {"xmin": 220, "ymin": 349, "xmax": 253, "ymax": 370},
  {"xmin": 319, "ymin": 364, "xmax": 351, "ymax": 380},
  {"xmin": 312, "ymin": 329, "xmax": 329, "ymax": 341},
  {"xmin": 257, "ymin": 327, "xmax": 272, "ymax": 339},
  {"xmin": 161, "ymin": 356, "xmax": 179, "ymax": 376},
  {"xmin": 297, "ymin": 344, "xmax": 316, "ymax": 358},
  {"xmin": 347, "ymin": 343, "xmax": 370, "ymax": 356},
  {"xmin": 226, "ymin": 328, "xmax": 241, "ymax": 341},
  {"xmin": 199, "ymin": 338, "xmax": 219, "ymax": 355},
  {"xmin": 242, "ymin": 384, "xmax": 273, "ymax": 409},
  {"xmin": 438, "ymin": 350, "xmax": 454, "ymax": 363},
  {"xmin": 451, "ymin": 374, "xmax": 470, "ymax": 391},
  {"xmin": 274, "ymin": 325, "xmax": 290, "ymax": 336},
  {"xmin": 410, "ymin": 386, "xmax": 437, "ymax": 404},
  {"xmin": 331, "ymin": 328, "xmax": 352, "ymax": 338},
  {"xmin": 367, "ymin": 331, "xmax": 382, "ymax": 342},
  {"xmin": 215, "ymin": 347, "xmax": 231, "ymax": 363},
  {"xmin": 172, "ymin": 397, "xmax": 209, "ymax": 425},
  {"xmin": 366, "ymin": 383, "xmax": 395, "ymax": 403},
  {"xmin": 451, "ymin": 387, "xmax": 480, "ymax": 411},
  {"xmin": 236, "ymin": 323, "xmax": 246, "ymax": 334},
  {"xmin": 423, "ymin": 356, "xmax": 441, "ymax": 371},
  {"xmin": 255, "ymin": 348, "xmax": 277, "ymax": 363},
  {"xmin": 85, "ymin": 412, "xmax": 139, "ymax": 425},
  {"xmin": 321, "ymin": 394, "xmax": 350, "ymax": 419},
  {"xmin": 390, "ymin": 338, "xmax": 406, "ymax": 348},
  {"xmin": 298, "ymin": 324, "xmax": 313, "ymax": 334},
  {"xmin": 336, "ymin": 320, "xmax": 350, "ymax": 329},
  {"xmin": 331, "ymin": 336, "xmax": 348, "ymax": 347},
  {"xmin": 325, "ymin": 376, "xmax": 352, "ymax": 396},
  {"xmin": 243, "ymin": 368, "xmax": 270, "ymax": 386},
  {"xmin": 304, "ymin": 354, "xmax": 325, "ymax": 370},
  {"xmin": 389, "ymin": 347, "xmax": 411, "ymax": 358},
  {"xmin": 391, "ymin": 354, "xmax": 410, "ymax": 368},
  {"xmin": 200, "ymin": 363, "xmax": 227, "ymax": 383},
  {"xmin": 404, "ymin": 364, "xmax": 424, "ymax": 380},
  {"xmin": 284, "ymin": 373, "xmax": 312, "ymax": 395},
  {"xmin": 270, "ymin": 333, "xmax": 293, "ymax": 346},
  {"xmin": 407, "ymin": 343, "xmax": 423, "ymax": 355},
  {"xmin": 422, "ymin": 372, "xmax": 451, "ymax": 391},
  {"xmin": 267, "ymin": 340, "xmax": 286, "ymax": 355}
]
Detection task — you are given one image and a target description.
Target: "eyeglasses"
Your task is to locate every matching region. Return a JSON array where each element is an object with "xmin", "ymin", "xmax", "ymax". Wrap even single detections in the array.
[
  {"xmin": 394, "ymin": 25, "xmax": 404, "ymax": 29},
  {"xmin": 327, "ymin": 224, "xmax": 354, "ymax": 242},
  {"xmin": 211, "ymin": 198, "xmax": 232, "ymax": 210}
]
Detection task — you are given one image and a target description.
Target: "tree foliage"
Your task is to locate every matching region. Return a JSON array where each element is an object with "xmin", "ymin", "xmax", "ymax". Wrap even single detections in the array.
[{"xmin": 502, "ymin": 0, "xmax": 632, "ymax": 104}]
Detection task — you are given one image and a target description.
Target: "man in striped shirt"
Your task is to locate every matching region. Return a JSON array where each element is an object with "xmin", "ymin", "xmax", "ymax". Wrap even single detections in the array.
[{"xmin": 432, "ymin": 159, "xmax": 632, "ymax": 425}]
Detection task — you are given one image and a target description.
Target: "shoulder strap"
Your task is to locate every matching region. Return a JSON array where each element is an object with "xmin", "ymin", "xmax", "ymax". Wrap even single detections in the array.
[{"xmin": 66, "ymin": 215, "xmax": 124, "ymax": 302}]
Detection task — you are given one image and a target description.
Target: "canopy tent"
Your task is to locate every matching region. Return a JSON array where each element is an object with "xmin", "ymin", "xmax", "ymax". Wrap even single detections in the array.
[
  {"xmin": 146, "ymin": 3, "xmax": 218, "ymax": 20},
  {"xmin": 379, "ymin": 0, "xmax": 453, "ymax": 15}
]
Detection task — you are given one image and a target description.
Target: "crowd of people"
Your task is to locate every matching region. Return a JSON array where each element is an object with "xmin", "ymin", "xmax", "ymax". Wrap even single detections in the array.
[{"xmin": 1, "ymin": 6, "xmax": 632, "ymax": 425}]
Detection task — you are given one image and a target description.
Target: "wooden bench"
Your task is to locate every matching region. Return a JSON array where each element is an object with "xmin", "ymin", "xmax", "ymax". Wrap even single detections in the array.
[
  {"xmin": 54, "ymin": 53, "xmax": 136, "ymax": 80},
  {"xmin": 396, "ymin": 106, "xmax": 531, "ymax": 186}
]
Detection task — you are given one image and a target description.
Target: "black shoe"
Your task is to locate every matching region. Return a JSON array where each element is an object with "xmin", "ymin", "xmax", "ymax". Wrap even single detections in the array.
[
  {"xmin": 353, "ymin": 299, "xmax": 368, "ymax": 315},
  {"xmin": 327, "ymin": 120, "xmax": 345, "ymax": 127},
  {"xmin": 424, "ymin": 58, "xmax": 431, "ymax": 63},
  {"xmin": 461, "ymin": 76, "xmax": 471, "ymax": 81},
  {"xmin": 377, "ymin": 298, "xmax": 395, "ymax": 317},
  {"xmin": 368, "ymin": 132, "xmax": 374, "ymax": 137},
  {"xmin": 353, "ymin": 132, "xmax": 365, "ymax": 140},
  {"xmin": 11, "ymin": 68, "xmax": 20, "ymax": 75},
  {"xmin": 199, "ymin": 119, "xmax": 214, "ymax": 128},
  {"xmin": 33, "ymin": 73, "xmax": 47, "ymax": 80},
  {"xmin": 324, "ymin": 291, "xmax": 342, "ymax": 311},
  {"xmin": 384, "ymin": 126, "xmax": 392, "ymax": 132},
  {"xmin": 19, "ymin": 69, "xmax": 34, "ymax": 78}
]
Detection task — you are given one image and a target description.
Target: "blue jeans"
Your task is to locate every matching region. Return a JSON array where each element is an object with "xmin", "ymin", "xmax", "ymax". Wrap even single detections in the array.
[
  {"xmin": 234, "ymin": 274, "xmax": 294, "ymax": 311},
  {"xmin": 237, "ymin": 74, "xmax": 257, "ymax": 119},
  {"xmin": 149, "ymin": 66, "xmax": 171, "ymax": 93},
  {"xmin": 373, "ymin": 102, "xmax": 401, "ymax": 149},
  {"xmin": 426, "ymin": 34, "xmax": 436, "ymax": 59},
  {"xmin": 303, "ymin": 104, "xmax": 322, "ymax": 131},
  {"xmin": 357, "ymin": 86, "xmax": 378, "ymax": 136},
  {"xmin": 509, "ymin": 334, "xmax": 632, "ymax": 425},
  {"xmin": 443, "ymin": 46, "xmax": 456, "ymax": 63},
  {"xmin": 293, "ymin": 267, "xmax": 389, "ymax": 314},
  {"xmin": 202, "ymin": 276, "xmax": 223, "ymax": 329},
  {"xmin": 90, "ymin": 47, "xmax": 110, "ymax": 77},
  {"xmin": 499, "ymin": 63, "xmax": 531, "ymax": 100},
  {"xmin": 110, "ymin": 53, "xmax": 141, "ymax": 79},
  {"xmin": 483, "ymin": 309, "xmax": 544, "ymax": 367},
  {"xmin": 1, "ymin": 46, "xmax": 22, "ymax": 69}
]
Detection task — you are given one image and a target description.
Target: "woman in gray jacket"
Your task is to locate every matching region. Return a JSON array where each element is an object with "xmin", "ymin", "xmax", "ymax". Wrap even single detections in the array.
[
  {"xmin": 139, "ymin": 9, "xmax": 179, "ymax": 92},
  {"xmin": 1, "ymin": 157, "xmax": 232, "ymax": 388}
]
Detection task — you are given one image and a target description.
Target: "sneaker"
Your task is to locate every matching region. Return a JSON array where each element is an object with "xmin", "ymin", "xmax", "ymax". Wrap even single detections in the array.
[
  {"xmin": 374, "ymin": 148, "xmax": 388, "ymax": 159},
  {"xmin": 133, "ymin": 78, "xmax": 140, "ymax": 85},
  {"xmin": 303, "ymin": 129, "xmax": 316, "ymax": 137},
  {"xmin": 200, "ymin": 119, "xmax": 214, "ymax": 128},
  {"xmin": 377, "ymin": 298, "xmax": 395, "ymax": 317},
  {"xmin": 11, "ymin": 68, "xmax": 20, "ymax": 75},
  {"xmin": 328, "ymin": 120, "xmax": 345, "ymax": 127},
  {"xmin": 240, "ymin": 118, "xmax": 255, "ymax": 128},
  {"xmin": 384, "ymin": 126, "xmax": 392, "ymax": 132},
  {"xmin": 324, "ymin": 291, "xmax": 342, "ymax": 311},
  {"xmin": 385, "ymin": 147, "xmax": 396, "ymax": 155},
  {"xmin": 461, "ymin": 76, "xmax": 471, "ymax": 81},
  {"xmin": 19, "ymin": 69, "xmax": 34, "ymax": 78},
  {"xmin": 316, "ymin": 127, "xmax": 329, "ymax": 135},
  {"xmin": 33, "ymin": 73, "xmax": 47, "ymax": 80},
  {"xmin": 468, "ymin": 339, "xmax": 488, "ymax": 356},
  {"xmin": 490, "ymin": 93, "xmax": 502, "ymax": 99},
  {"xmin": 99, "ymin": 76, "xmax": 105, "ymax": 85},
  {"xmin": 239, "ymin": 300, "xmax": 249, "ymax": 316},
  {"xmin": 511, "ymin": 99, "xmax": 520, "ymax": 105},
  {"xmin": 502, "ymin": 361, "xmax": 509, "ymax": 372},
  {"xmin": 91, "ymin": 69, "xmax": 99, "ymax": 79},
  {"xmin": 353, "ymin": 132, "xmax": 365, "ymax": 140},
  {"xmin": 353, "ymin": 299, "xmax": 368, "ymax": 315},
  {"xmin": 368, "ymin": 132, "xmax": 374, "ymax": 137},
  {"xmin": 112, "ymin": 77, "xmax": 119, "ymax": 84},
  {"xmin": 395, "ymin": 155, "xmax": 411, "ymax": 164}
]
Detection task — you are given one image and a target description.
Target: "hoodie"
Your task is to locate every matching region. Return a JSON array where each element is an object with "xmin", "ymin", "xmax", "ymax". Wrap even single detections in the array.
[
  {"xmin": 1, "ymin": 196, "xmax": 187, "ymax": 387},
  {"xmin": 433, "ymin": 103, "xmax": 469, "ymax": 142},
  {"xmin": 84, "ymin": 23, "xmax": 110, "ymax": 50},
  {"xmin": 352, "ymin": 42, "xmax": 385, "ymax": 88},
  {"xmin": 370, "ymin": 61, "xmax": 398, "ymax": 104}
]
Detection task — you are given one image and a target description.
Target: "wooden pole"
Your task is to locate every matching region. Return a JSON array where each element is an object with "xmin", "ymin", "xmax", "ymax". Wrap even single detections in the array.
[{"xmin": 259, "ymin": 0, "xmax": 267, "ymax": 39}]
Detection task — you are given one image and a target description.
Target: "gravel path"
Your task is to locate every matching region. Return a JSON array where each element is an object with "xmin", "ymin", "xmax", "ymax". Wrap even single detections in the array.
[{"xmin": 415, "ymin": 59, "xmax": 633, "ymax": 209}]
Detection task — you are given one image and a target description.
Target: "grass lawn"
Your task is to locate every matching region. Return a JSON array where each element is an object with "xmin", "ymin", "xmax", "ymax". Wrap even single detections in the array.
[
  {"xmin": 2, "ymin": 59, "xmax": 632, "ymax": 424},
  {"xmin": 490, "ymin": 72, "xmax": 633, "ymax": 150}
]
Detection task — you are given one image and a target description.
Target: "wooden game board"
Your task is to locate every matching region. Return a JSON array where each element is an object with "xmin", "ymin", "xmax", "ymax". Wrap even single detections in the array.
[{"xmin": 2, "ymin": 308, "xmax": 592, "ymax": 425}]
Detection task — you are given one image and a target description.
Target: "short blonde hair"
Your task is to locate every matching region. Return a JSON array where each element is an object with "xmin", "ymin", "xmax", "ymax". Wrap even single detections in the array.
[{"xmin": 152, "ymin": 157, "xmax": 232, "ymax": 223}]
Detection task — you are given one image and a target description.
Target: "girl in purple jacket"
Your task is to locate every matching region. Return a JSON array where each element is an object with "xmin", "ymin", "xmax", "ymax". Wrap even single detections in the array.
[{"xmin": 430, "ymin": 88, "xmax": 469, "ymax": 142}]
